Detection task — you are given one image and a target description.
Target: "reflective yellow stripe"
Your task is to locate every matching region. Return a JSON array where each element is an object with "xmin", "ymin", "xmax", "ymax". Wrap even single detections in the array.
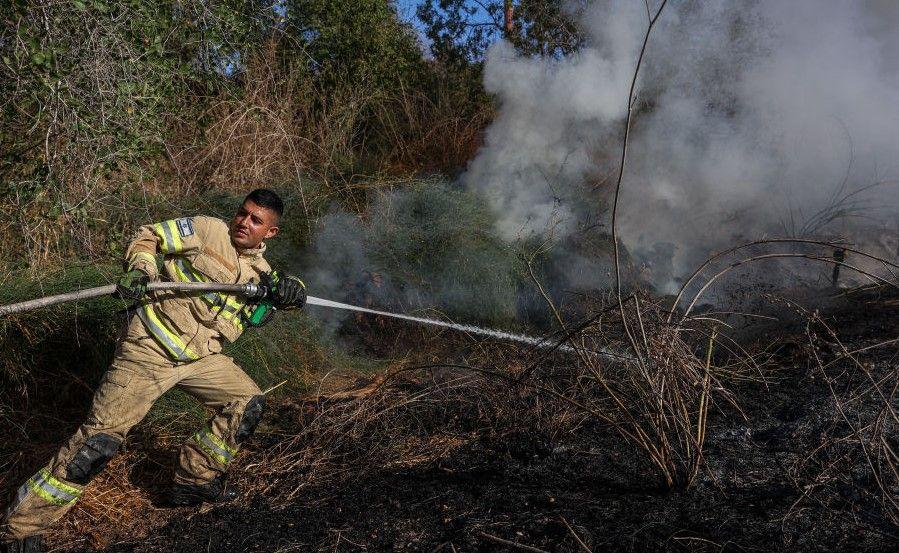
[
  {"xmin": 165, "ymin": 220, "xmax": 183, "ymax": 251},
  {"xmin": 173, "ymin": 259, "xmax": 234, "ymax": 306},
  {"xmin": 154, "ymin": 220, "xmax": 185, "ymax": 253},
  {"xmin": 194, "ymin": 428, "xmax": 237, "ymax": 465},
  {"xmin": 138, "ymin": 304, "xmax": 199, "ymax": 362},
  {"xmin": 206, "ymin": 429, "xmax": 238, "ymax": 456},
  {"xmin": 172, "ymin": 258, "xmax": 223, "ymax": 308},
  {"xmin": 173, "ymin": 258, "xmax": 205, "ymax": 284},
  {"xmin": 43, "ymin": 470, "xmax": 80, "ymax": 496},
  {"xmin": 27, "ymin": 470, "xmax": 82, "ymax": 506},
  {"xmin": 171, "ymin": 258, "xmax": 245, "ymax": 331},
  {"xmin": 215, "ymin": 295, "xmax": 245, "ymax": 331},
  {"xmin": 216, "ymin": 294, "xmax": 244, "ymax": 314},
  {"xmin": 153, "ymin": 222, "xmax": 171, "ymax": 252},
  {"xmin": 208, "ymin": 294, "xmax": 239, "ymax": 312},
  {"xmin": 201, "ymin": 294, "xmax": 225, "ymax": 310},
  {"xmin": 196, "ymin": 440, "xmax": 229, "ymax": 465},
  {"xmin": 231, "ymin": 315, "xmax": 245, "ymax": 332}
]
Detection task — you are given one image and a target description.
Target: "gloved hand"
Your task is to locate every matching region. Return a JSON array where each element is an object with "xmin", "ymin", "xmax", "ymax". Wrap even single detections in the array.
[
  {"xmin": 115, "ymin": 269, "xmax": 151, "ymax": 300},
  {"xmin": 271, "ymin": 271, "xmax": 306, "ymax": 309}
]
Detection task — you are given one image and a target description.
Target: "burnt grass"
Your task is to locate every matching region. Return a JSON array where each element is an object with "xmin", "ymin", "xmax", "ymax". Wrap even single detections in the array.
[{"xmin": 9, "ymin": 288, "xmax": 899, "ymax": 552}]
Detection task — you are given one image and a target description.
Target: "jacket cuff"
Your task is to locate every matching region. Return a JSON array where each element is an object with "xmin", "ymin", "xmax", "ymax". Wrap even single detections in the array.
[{"xmin": 127, "ymin": 251, "xmax": 159, "ymax": 278}]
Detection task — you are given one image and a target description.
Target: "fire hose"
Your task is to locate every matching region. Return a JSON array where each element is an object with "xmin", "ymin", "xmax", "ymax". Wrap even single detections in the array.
[
  {"xmin": 0, "ymin": 281, "xmax": 626, "ymax": 359},
  {"xmin": 0, "ymin": 281, "xmax": 263, "ymax": 317}
]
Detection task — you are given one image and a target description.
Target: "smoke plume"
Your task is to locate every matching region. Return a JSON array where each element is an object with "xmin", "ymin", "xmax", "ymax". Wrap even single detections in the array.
[
  {"xmin": 301, "ymin": 0, "xmax": 899, "ymax": 331},
  {"xmin": 463, "ymin": 0, "xmax": 899, "ymax": 293}
]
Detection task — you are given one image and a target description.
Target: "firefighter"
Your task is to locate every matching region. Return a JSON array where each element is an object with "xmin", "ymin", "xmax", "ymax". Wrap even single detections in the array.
[{"xmin": 1, "ymin": 189, "xmax": 306, "ymax": 553}]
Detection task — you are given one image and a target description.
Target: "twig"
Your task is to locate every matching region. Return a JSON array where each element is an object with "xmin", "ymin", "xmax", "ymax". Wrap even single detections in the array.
[
  {"xmin": 680, "ymin": 253, "xmax": 894, "ymax": 322},
  {"xmin": 477, "ymin": 531, "xmax": 550, "ymax": 553},
  {"xmin": 560, "ymin": 516, "xmax": 592, "ymax": 553},
  {"xmin": 610, "ymin": 0, "xmax": 669, "ymax": 370},
  {"xmin": 263, "ymin": 380, "xmax": 288, "ymax": 395},
  {"xmin": 669, "ymin": 238, "xmax": 899, "ymax": 321}
]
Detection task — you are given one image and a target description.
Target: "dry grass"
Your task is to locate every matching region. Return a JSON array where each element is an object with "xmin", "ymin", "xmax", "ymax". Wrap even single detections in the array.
[
  {"xmin": 239, "ymin": 365, "xmax": 488, "ymax": 503},
  {"xmin": 7, "ymin": 280, "xmax": 898, "ymax": 549},
  {"xmin": 185, "ymin": 338, "xmax": 572, "ymax": 507},
  {"xmin": 373, "ymin": 81, "xmax": 493, "ymax": 176},
  {"xmin": 163, "ymin": 43, "xmax": 492, "ymax": 217},
  {"xmin": 52, "ymin": 453, "xmax": 154, "ymax": 550},
  {"xmin": 519, "ymin": 293, "xmax": 752, "ymax": 490}
]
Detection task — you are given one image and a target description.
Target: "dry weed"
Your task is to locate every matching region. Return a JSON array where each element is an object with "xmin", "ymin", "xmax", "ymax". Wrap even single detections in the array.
[
  {"xmin": 783, "ymin": 302, "xmax": 899, "ymax": 531},
  {"xmin": 230, "ymin": 349, "xmax": 568, "ymax": 506},
  {"xmin": 523, "ymin": 294, "xmax": 746, "ymax": 489},
  {"xmin": 52, "ymin": 452, "xmax": 153, "ymax": 550}
]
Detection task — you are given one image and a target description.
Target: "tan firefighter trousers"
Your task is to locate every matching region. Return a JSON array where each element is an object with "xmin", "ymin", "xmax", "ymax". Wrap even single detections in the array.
[{"xmin": 1, "ymin": 315, "xmax": 262, "ymax": 540}]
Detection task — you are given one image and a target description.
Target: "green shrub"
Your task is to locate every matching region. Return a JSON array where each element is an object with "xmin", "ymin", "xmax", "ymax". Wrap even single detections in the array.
[{"xmin": 301, "ymin": 179, "xmax": 520, "ymax": 325}]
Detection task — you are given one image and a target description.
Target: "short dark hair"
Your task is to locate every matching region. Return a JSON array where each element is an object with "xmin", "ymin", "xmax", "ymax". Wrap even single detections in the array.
[{"xmin": 245, "ymin": 188, "xmax": 283, "ymax": 218}]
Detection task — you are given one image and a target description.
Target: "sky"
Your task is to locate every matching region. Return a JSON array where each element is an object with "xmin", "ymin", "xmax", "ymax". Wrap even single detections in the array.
[
  {"xmin": 393, "ymin": 0, "xmax": 496, "ymax": 53},
  {"xmin": 394, "ymin": 0, "xmax": 421, "ymax": 23},
  {"xmin": 395, "ymin": 0, "xmax": 430, "ymax": 51}
]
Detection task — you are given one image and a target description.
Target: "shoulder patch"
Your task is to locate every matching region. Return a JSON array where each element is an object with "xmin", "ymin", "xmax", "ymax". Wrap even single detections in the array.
[{"xmin": 176, "ymin": 217, "xmax": 195, "ymax": 238}]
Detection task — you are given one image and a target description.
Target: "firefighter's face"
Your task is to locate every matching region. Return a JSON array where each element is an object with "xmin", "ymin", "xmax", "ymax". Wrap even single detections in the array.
[{"xmin": 230, "ymin": 199, "xmax": 280, "ymax": 249}]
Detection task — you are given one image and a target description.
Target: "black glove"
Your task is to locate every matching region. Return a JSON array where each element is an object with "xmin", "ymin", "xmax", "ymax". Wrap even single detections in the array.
[
  {"xmin": 271, "ymin": 271, "xmax": 306, "ymax": 309},
  {"xmin": 115, "ymin": 269, "xmax": 150, "ymax": 300}
]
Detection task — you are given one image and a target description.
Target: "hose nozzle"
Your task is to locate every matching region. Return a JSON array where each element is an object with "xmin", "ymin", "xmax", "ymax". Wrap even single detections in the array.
[{"xmin": 243, "ymin": 282, "xmax": 267, "ymax": 300}]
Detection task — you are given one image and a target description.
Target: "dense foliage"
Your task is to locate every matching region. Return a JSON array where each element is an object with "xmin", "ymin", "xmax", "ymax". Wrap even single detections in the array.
[
  {"xmin": 369, "ymin": 182, "xmax": 520, "ymax": 322},
  {"xmin": 0, "ymin": 1, "xmax": 581, "ymax": 273}
]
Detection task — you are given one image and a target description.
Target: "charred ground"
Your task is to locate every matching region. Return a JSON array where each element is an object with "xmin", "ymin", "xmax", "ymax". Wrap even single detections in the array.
[{"xmin": 2, "ymin": 286, "xmax": 898, "ymax": 552}]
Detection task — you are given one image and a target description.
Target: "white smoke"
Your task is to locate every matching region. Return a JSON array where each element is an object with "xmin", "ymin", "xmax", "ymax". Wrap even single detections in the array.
[{"xmin": 463, "ymin": 0, "xmax": 899, "ymax": 293}]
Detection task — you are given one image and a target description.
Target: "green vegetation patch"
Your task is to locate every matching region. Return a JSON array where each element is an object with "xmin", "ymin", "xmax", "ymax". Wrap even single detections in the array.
[{"xmin": 370, "ymin": 180, "xmax": 520, "ymax": 324}]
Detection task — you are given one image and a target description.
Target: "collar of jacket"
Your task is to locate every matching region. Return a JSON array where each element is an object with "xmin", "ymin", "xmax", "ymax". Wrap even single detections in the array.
[{"xmin": 237, "ymin": 242, "xmax": 266, "ymax": 259}]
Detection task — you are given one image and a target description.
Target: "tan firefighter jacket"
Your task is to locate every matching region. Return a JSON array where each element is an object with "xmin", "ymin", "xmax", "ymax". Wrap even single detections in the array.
[{"xmin": 124, "ymin": 216, "xmax": 271, "ymax": 362}]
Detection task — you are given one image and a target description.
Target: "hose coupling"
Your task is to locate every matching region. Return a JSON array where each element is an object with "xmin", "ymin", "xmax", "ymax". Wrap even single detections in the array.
[{"xmin": 244, "ymin": 283, "xmax": 265, "ymax": 300}]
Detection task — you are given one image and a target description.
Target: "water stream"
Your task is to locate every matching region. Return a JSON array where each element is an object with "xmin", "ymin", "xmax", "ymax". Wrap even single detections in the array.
[{"xmin": 306, "ymin": 295, "xmax": 624, "ymax": 360}]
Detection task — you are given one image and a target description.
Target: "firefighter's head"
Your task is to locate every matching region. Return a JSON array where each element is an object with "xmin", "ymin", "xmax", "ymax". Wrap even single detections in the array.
[{"xmin": 230, "ymin": 188, "xmax": 282, "ymax": 249}]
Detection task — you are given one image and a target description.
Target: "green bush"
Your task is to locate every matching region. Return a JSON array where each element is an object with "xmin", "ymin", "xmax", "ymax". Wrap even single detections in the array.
[
  {"xmin": 369, "ymin": 180, "xmax": 520, "ymax": 324},
  {"xmin": 283, "ymin": 0, "xmax": 427, "ymax": 91}
]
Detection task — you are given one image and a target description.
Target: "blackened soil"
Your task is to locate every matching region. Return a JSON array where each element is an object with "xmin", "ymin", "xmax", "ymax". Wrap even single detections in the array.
[
  {"xmin": 105, "ymin": 428, "xmax": 896, "ymax": 552},
  {"xmin": 93, "ymin": 290, "xmax": 899, "ymax": 552}
]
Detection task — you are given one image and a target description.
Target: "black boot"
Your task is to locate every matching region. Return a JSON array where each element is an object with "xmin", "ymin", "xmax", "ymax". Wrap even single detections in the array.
[
  {"xmin": 166, "ymin": 476, "xmax": 237, "ymax": 507},
  {"xmin": 2, "ymin": 536, "xmax": 43, "ymax": 553}
]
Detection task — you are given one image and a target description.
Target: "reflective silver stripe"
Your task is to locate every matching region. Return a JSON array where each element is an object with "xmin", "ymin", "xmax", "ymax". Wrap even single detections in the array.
[
  {"xmin": 160, "ymin": 221, "xmax": 177, "ymax": 252},
  {"xmin": 174, "ymin": 260, "xmax": 225, "ymax": 304},
  {"xmin": 137, "ymin": 305, "xmax": 196, "ymax": 362},
  {"xmin": 172, "ymin": 259, "xmax": 244, "ymax": 331},
  {"xmin": 29, "ymin": 471, "xmax": 80, "ymax": 505},
  {"xmin": 217, "ymin": 300, "xmax": 241, "ymax": 316},
  {"xmin": 195, "ymin": 429, "xmax": 234, "ymax": 464},
  {"xmin": 173, "ymin": 259, "xmax": 219, "ymax": 307},
  {"xmin": 175, "ymin": 259, "xmax": 241, "ymax": 315},
  {"xmin": 6, "ymin": 482, "xmax": 29, "ymax": 516},
  {"xmin": 174, "ymin": 258, "xmax": 203, "ymax": 282}
]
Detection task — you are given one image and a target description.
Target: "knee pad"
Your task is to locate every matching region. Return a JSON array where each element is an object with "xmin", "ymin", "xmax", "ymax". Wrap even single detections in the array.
[
  {"xmin": 235, "ymin": 395, "xmax": 265, "ymax": 443},
  {"xmin": 66, "ymin": 433, "xmax": 121, "ymax": 485}
]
